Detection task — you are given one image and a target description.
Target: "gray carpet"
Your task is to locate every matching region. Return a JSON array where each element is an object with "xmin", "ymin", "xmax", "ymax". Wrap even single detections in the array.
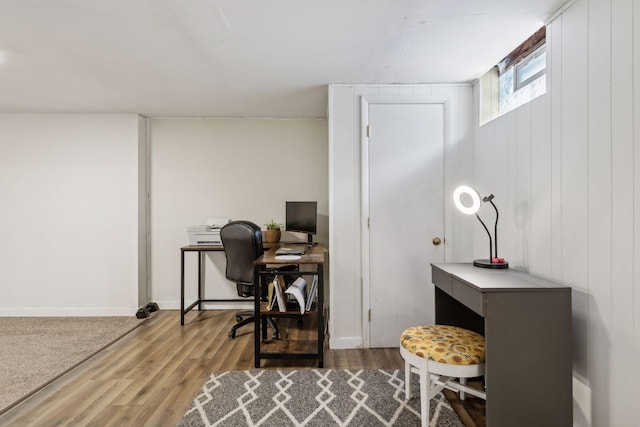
[
  {"xmin": 177, "ymin": 369, "xmax": 464, "ymax": 427},
  {"xmin": 0, "ymin": 316, "xmax": 143, "ymax": 413}
]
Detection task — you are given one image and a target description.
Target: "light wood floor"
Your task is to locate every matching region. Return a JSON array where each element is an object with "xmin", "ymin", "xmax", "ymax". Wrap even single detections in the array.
[{"xmin": 1, "ymin": 310, "xmax": 484, "ymax": 427}]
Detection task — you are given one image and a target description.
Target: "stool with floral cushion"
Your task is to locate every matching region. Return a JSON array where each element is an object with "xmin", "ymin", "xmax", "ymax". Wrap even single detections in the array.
[{"xmin": 400, "ymin": 325, "xmax": 486, "ymax": 427}]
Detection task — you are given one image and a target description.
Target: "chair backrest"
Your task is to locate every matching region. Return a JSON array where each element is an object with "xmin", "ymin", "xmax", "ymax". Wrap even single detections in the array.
[{"xmin": 220, "ymin": 221, "xmax": 264, "ymax": 287}]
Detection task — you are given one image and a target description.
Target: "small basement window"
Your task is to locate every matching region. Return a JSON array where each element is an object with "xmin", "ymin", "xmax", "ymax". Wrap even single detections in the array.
[
  {"xmin": 515, "ymin": 46, "xmax": 546, "ymax": 90},
  {"xmin": 479, "ymin": 27, "xmax": 546, "ymax": 125}
]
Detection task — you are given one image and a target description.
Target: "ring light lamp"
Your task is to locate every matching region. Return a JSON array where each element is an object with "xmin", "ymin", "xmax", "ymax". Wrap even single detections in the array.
[
  {"xmin": 453, "ymin": 185, "xmax": 481, "ymax": 215},
  {"xmin": 453, "ymin": 185, "xmax": 508, "ymax": 269}
]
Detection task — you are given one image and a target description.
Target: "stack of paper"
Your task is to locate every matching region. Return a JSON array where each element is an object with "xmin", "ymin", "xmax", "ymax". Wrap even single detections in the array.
[
  {"xmin": 285, "ymin": 278, "xmax": 307, "ymax": 314},
  {"xmin": 267, "ymin": 276, "xmax": 288, "ymax": 312},
  {"xmin": 267, "ymin": 275, "xmax": 319, "ymax": 314},
  {"xmin": 305, "ymin": 276, "xmax": 318, "ymax": 311}
]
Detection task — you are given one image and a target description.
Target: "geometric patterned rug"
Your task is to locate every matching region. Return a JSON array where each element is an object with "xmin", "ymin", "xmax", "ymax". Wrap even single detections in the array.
[{"xmin": 176, "ymin": 369, "xmax": 465, "ymax": 427}]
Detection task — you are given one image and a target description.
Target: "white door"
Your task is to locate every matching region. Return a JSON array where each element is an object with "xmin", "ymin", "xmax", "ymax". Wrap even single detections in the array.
[{"xmin": 366, "ymin": 102, "xmax": 445, "ymax": 348}]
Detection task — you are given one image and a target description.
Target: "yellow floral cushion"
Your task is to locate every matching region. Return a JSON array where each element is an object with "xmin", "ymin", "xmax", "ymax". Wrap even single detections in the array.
[{"xmin": 400, "ymin": 325, "xmax": 485, "ymax": 365}]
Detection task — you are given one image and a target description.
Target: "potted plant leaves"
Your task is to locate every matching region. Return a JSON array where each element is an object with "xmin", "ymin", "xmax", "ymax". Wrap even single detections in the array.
[{"xmin": 264, "ymin": 219, "xmax": 283, "ymax": 243}]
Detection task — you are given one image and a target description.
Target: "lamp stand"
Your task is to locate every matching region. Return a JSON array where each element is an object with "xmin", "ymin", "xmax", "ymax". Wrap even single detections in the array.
[
  {"xmin": 473, "ymin": 197, "xmax": 509, "ymax": 269},
  {"xmin": 453, "ymin": 186, "xmax": 509, "ymax": 269}
]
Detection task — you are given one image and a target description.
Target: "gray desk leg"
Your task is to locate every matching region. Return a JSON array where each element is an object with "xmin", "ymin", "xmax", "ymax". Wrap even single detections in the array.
[
  {"xmin": 317, "ymin": 265, "xmax": 324, "ymax": 368},
  {"xmin": 180, "ymin": 250, "xmax": 185, "ymax": 326},
  {"xmin": 484, "ymin": 291, "xmax": 572, "ymax": 426}
]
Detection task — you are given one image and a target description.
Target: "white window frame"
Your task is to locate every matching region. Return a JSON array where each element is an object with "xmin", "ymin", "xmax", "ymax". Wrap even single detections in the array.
[{"xmin": 514, "ymin": 45, "xmax": 546, "ymax": 91}]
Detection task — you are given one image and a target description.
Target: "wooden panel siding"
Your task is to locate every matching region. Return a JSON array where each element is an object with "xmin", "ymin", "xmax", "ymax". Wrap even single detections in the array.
[{"xmin": 471, "ymin": 0, "xmax": 640, "ymax": 424}]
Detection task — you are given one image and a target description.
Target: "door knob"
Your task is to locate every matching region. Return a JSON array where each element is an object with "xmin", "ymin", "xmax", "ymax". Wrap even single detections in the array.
[{"xmin": 432, "ymin": 237, "xmax": 442, "ymax": 246}]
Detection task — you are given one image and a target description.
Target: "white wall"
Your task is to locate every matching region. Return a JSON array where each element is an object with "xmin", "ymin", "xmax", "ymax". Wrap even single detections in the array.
[
  {"xmin": 0, "ymin": 114, "xmax": 147, "ymax": 316},
  {"xmin": 472, "ymin": 0, "xmax": 640, "ymax": 424},
  {"xmin": 149, "ymin": 118, "xmax": 328, "ymax": 309},
  {"xmin": 328, "ymin": 84, "xmax": 474, "ymax": 349}
]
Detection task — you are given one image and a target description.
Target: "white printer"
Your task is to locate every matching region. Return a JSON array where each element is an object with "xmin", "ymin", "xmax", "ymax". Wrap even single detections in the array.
[{"xmin": 187, "ymin": 217, "xmax": 230, "ymax": 245}]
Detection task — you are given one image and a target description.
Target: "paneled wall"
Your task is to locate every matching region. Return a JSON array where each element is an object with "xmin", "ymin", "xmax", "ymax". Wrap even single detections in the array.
[
  {"xmin": 472, "ymin": 0, "xmax": 640, "ymax": 424},
  {"xmin": 328, "ymin": 84, "xmax": 474, "ymax": 349}
]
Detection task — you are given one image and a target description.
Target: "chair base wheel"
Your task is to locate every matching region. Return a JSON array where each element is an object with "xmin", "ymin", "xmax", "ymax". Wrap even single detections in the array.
[
  {"xmin": 228, "ymin": 330, "xmax": 236, "ymax": 338},
  {"xmin": 236, "ymin": 316, "xmax": 243, "ymax": 322}
]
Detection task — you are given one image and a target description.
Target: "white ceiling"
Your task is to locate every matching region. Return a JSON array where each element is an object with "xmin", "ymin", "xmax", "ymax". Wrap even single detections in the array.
[{"xmin": 0, "ymin": 0, "xmax": 566, "ymax": 118}]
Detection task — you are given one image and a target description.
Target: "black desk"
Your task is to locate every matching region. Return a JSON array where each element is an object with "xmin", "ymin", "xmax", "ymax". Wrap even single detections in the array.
[
  {"xmin": 180, "ymin": 242, "xmax": 305, "ymax": 326},
  {"xmin": 431, "ymin": 263, "xmax": 572, "ymax": 427},
  {"xmin": 180, "ymin": 245, "xmax": 249, "ymax": 325}
]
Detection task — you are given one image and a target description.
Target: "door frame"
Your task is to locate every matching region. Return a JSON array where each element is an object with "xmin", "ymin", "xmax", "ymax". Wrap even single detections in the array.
[{"xmin": 360, "ymin": 95, "xmax": 451, "ymax": 348}]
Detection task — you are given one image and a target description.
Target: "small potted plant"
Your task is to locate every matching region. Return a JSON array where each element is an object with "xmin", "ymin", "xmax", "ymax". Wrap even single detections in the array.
[{"xmin": 264, "ymin": 219, "xmax": 283, "ymax": 243}]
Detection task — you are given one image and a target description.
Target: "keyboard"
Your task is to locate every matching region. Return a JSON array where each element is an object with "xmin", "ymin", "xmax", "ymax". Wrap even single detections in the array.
[{"xmin": 275, "ymin": 246, "xmax": 306, "ymax": 255}]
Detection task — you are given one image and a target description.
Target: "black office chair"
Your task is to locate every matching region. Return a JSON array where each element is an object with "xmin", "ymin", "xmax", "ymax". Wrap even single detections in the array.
[{"xmin": 220, "ymin": 220, "xmax": 301, "ymax": 339}]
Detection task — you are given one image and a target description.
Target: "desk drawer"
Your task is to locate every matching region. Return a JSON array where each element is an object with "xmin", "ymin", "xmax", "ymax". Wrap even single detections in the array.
[
  {"xmin": 431, "ymin": 266, "xmax": 453, "ymax": 296},
  {"xmin": 452, "ymin": 279, "xmax": 484, "ymax": 316}
]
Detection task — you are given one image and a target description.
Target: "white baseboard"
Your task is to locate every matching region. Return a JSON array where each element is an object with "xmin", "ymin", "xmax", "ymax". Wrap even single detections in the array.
[
  {"xmin": 329, "ymin": 336, "xmax": 363, "ymax": 349},
  {"xmin": 0, "ymin": 307, "xmax": 139, "ymax": 316},
  {"xmin": 572, "ymin": 376, "xmax": 591, "ymax": 427}
]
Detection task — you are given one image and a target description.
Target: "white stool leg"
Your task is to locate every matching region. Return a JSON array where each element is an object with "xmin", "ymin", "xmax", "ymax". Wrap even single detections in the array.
[
  {"xmin": 419, "ymin": 363, "xmax": 429, "ymax": 427},
  {"xmin": 405, "ymin": 358, "xmax": 412, "ymax": 399},
  {"xmin": 460, "ymin": 377, "xmax": 466, "ymax": 400}
]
